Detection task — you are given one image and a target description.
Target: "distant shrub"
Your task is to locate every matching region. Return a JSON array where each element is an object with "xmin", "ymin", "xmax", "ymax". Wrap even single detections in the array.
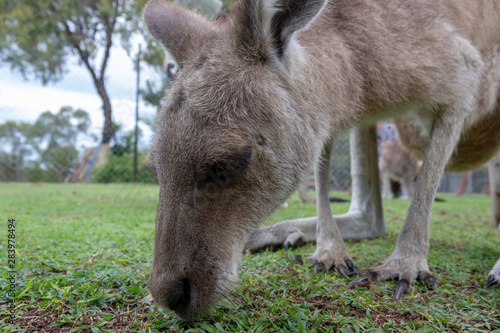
[{"xmin": 93, "ymin": 153, "xmax": 157, "ymax": 184}]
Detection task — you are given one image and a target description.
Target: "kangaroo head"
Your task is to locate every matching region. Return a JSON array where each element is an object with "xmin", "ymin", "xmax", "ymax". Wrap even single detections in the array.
[{"xmin": 144, "ymin": 0, "xmax": 326, "ymax": 321}]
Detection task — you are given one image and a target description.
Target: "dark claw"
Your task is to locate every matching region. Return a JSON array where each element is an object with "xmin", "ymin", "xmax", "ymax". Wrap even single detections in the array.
[
  {"xmin": 294, "ymin": 254, "xmax": 304, "ymax": 265},
  {"xmin": 347, "ymin": 274, "xmax": 372, "ymax": 289},
  {"xmin": 348, "ymin": 270, "xmax": 364, "ymax": 276},
  {"xmin": 394, "ymin": 279, "xmax": 410, "ymax": 300},
  {"xmin": 418, "ymin": 271, "xmax": 438, "ymax": 290},
  {"xmin": 346, "ymin": 260, "xmax": 356, "ymax": 272},
  {"xmin": 284, "ymin": 238, "xmax": 305, "ymax": 250},
  {"xmin": 307, "ymin": 257, "xmax": 318, "ymax": 266},
  {"xmin": 429, "ymin": 280, "xmax": 438, "ymax": 290},
  {"xmin": 293, "ymin": 239, "xmax": 306, "ymax": 248},
  {"xmin": 486, "ymin": 275, "xmax": 499, "ymax": 288},
  {"xmin": 337, "ymin": 265, "xmax": 348, "ymax": 278},
  {"xmin": 313, "ymin": 262, "xmax": 327, "ymax": 274},
  {"xmin": 345, "ymin": 259, "xmax": 363, "ymax": 276}
]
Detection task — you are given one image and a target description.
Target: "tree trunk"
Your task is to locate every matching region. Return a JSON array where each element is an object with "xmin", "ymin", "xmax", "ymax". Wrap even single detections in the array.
[
  {"xmin": 63, "ymin": 19, "xmax": 115, "ymax": 145},
  {"xmin": 95, "ymin": 78, "xmax": 114, "ymax": 144}
]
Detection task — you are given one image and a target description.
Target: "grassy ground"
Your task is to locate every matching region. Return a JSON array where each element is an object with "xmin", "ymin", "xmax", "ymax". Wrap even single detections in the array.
[{"xmin": 1, "ymin": 183, "xmax": 499, "ymax": 332}]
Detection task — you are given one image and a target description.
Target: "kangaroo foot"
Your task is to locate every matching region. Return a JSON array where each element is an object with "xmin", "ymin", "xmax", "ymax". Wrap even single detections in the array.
[
  {"xmin": 486, "ymin": 258, "xmax": 500, "ymax": 288},
  {"xmin": 294, "ymin": 250, "xmax": 359, "ymax": 278},
  {"xmin": 245, "ymin": 209, "xmax": 386, "ymax": 253},
  {"xmin": 244, "ymin": 217, "xmax": 316, "ymax": 252},
  {"xmin": 347, "ymin": 254, "xmax": 437, "ymax": 299}
]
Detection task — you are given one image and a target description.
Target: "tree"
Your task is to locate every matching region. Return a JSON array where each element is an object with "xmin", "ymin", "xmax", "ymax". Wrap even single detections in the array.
[
  {"xmin": 30, "ymin": 107, "xmax": 91, "ymax": 148},
  {"xmin": 0, "ymin": 0, "xmax": 148, "ymax": 143},
  {"xmin": 0, "ymin": 121, "xmax": 34, "ymax": 181},
  {"xmin": 140, "ymin": 39, "xmax": 170, "ymax": 115},
  {"xmin": 30, "ymin": 107, "xmax": 91, "ymax": 181},
  {"xmin": 0, "ymin": 106, "xmax": 91, "ymax": 182}
]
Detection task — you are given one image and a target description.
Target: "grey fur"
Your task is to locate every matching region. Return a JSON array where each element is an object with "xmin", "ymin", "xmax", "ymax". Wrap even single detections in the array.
[{"xmin": 143, "ymin": 0, "xmax": 500, "ymax": 321}]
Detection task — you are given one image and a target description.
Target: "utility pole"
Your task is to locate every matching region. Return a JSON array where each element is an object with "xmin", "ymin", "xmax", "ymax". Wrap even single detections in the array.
[{"xmin": 133, "ymin": 45, "xmax": 141, "ymax": 183}]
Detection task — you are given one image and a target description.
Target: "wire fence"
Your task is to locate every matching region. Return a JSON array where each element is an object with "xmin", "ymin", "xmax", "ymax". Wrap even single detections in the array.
[
  {"xmin": 0, "ymin": 50, "xmax": 161, "ymax": 184},
  {"xmin": 0, "ymin": 63, "xmax": 489, "ymax": 194}
]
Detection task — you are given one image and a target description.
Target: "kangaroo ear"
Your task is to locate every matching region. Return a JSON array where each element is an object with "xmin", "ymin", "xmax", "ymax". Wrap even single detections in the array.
[
  {"xmin": 143, "ymin": 0, "xmax": 217, "ymax": 68},
  {"xmin": 233, "ymin": 0, "xmax": 326, "ymax": 61}
]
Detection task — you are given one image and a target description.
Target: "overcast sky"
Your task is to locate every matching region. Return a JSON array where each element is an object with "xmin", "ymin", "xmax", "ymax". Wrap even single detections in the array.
[{"xmin": 0, "ymin": 44, "xmax": 162, "ymax": 149}]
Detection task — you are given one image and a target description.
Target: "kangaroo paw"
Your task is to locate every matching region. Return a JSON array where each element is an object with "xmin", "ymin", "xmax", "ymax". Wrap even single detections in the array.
[
  {"xmin": 347, "ymin": 255, "xmax": 436, "ymax": 298},
  {"xmin": 294, "ymin": 251, "xmax": 356, "ymax": 278},
  {"xmin": 417, "ymin": 271, "xmax": 438, "ymax": 290},
  {"xmin": 487, "ymin": 260, "xmax": 500, "ymax": 288},
  {"xmin": 486, "ymin": 275, "xmax": 499, "ymax": 288},
  {"xmin": 283, "ymin": 231, "xmax": 307, "ymax": 249}
]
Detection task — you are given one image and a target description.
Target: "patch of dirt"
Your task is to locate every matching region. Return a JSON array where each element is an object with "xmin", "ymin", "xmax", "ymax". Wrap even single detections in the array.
[
  {"xmin": 11, "ymin": 308, "xmax": 68, "ymax": 333},
  {"xmin": 8, "ymin": 303, "xmax": 162, "ymax": 333}
]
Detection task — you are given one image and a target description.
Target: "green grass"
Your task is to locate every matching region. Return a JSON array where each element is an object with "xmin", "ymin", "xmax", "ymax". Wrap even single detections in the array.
[{"xmin": 1, "ymin": 183, "xmax": 499, "ymax": 332}]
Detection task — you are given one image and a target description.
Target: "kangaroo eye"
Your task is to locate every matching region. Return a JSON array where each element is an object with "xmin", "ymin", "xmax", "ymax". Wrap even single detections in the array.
[{"xmin": 197, "ymin": 148, "xmax": 252, "ymax": 184}]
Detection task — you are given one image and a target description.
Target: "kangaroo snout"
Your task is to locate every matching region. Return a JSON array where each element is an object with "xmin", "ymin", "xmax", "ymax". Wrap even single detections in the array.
[
  {"xmin": 150, "ymin": 269, "xmax": 196, "ymax": 320},
  {"xmin": 165, "ymin": 278, "xmax": 191, "ymax": 312}
]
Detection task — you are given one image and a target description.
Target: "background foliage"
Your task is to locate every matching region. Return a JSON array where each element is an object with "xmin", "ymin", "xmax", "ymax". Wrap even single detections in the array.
[
  {"xmin": 0, "ymin": 106, "xmax": 91, "ymax": 182},
  {"xmin": 1, "ymin": 183, "xmax": 498, "ymax": 331}
]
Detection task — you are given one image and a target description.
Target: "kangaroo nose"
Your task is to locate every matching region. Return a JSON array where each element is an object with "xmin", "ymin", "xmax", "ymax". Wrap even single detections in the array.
[{"xmin": 168, "ymin": 279, "xmax": 191, "ymax": 311}]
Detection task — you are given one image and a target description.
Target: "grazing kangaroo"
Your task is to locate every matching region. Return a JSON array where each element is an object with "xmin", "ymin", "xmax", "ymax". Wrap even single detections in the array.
[
  {"xmin": 380, "ymin": 139, "xmax": 419, "ymax": 200},
  {"xmin": 144, "ymin": 0, "xmax": 500, "ymax": 321}
]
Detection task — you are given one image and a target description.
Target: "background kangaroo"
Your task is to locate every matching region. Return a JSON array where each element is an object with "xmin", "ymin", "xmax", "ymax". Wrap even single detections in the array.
[
  {"xmin": 380, "ymin": 139, "xmax": 419, "ymax": 200},
  {"xmin": 144, "ymin": 0, "xmax": 500, "ymax": 321}
]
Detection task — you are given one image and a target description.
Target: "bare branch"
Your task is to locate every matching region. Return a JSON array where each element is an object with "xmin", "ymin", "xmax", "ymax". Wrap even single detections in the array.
[
  {"xmin": 62, "ymin": 20, "xmax": 99, "ymax": 84},
  {"xmin": 99, "ymin": 0, "xmax": 119, "ymax": 79}
]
